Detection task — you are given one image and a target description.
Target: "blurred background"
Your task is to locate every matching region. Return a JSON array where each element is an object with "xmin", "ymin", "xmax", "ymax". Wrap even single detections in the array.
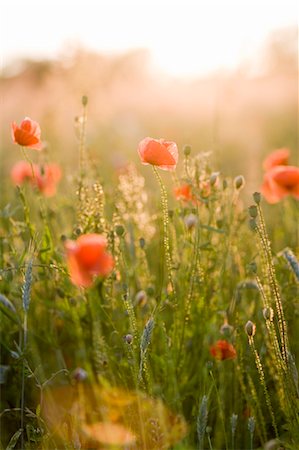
[{"xmin": 1, "ymin": 0, "xmax": 298, "ymax": 195}]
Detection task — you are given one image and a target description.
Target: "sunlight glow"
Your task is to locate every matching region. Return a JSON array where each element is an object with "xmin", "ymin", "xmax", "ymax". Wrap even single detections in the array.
[{"xmin": 1, "ymin": 0, "xmax": 297, "ymax": 76}]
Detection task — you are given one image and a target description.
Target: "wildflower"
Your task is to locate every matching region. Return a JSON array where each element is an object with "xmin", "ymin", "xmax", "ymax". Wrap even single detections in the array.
[
  {"xmin": 11, "ymin": 117, "xmax": 43, "ymax": 150},
  {"xmin": 210, "ymin": 340, "xmax": 237, "ymax": 360},
  {"xmin": 263, "ymin": 148, "xmax": 290, "ymax": 171},
  {"xmin": 11, "ymin": 161, "xmax": 61, "ymax": 197},
  {"xmin": 137, "ymin": 137, "xmax": 178, "ymax": 171},
  {"xmin": 82, "ymin": 422, "xmax": 136, "ymax": 446},
  {"xmin": 10, "ymin": 161, "xmax": 38, "ymax": 186},
  {"xmin": 174, "ymin": 184, "xmax": 194, "ymax": 202},
  {"xmin": 261, "ymin": 165, "xmax": 299, "ymax": 203},
  {"xmin": 65, "ymin": 234, "xmax": 114, "ymax": 288}
]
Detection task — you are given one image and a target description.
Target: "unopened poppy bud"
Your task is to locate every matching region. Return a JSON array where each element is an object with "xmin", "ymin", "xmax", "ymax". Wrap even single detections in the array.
[
  {"xmin": 245, "ymin": 320, "xmax": 256, "ymax": 337},
  {"xmin": 248, "ymin": 205, "xmax": 258, "ymax": 218},
  {"xmin": 248, "ymin": 218, "xmax": 257, "ymax": 231},
  {"xmin": 60, "ymin": 234, "xmax": 67, "ymax": 242},
  {"xmin": 263, "ymin": 307, "xmax": 274, "ymax": 321},
  {"xmin": 210, "ymin": 172, "xmax": 219, "ymax": 186},
  {"xmin": 216, "ymin": 219, "xmax": 223, "ymax": 229},
  {"xmin": 234, "ymin": 175, "xmax": 245, "ymax": 190},
  {"xmin": 115, "ymin": 224, "xmax": 125, "ymax": 237},
  {"xmin": 75, "ymin": 227, "xmax": 82, "ymax": 236},
  {"xmin": 72, "ymin": 367, "xmax": 88, "ymax": 382},
  {"xmin": 139, "ymin": 237, "xmax": 145, "ymax": 248},
  {"xmin": 220, "ymin": 323, "xmax": 234, "ymax": 337},
  {"xmin": 135, "ymin": 290, "xmax": 147, "ymax": 306},
  {"xmin": 124, "ymin": 334, "xmax": 133, "ymax": 344},
  {"xmin": 247, "ymin": 261, "xmax": 257, "ymax": 274},
  {"xmin": 184, "ymin": 214, "xmax": 197, "ymax": 230},
  {"xmin": 253, "ymin": 192, "xmax": 261, "ymax": 204},
  {"xmin": 183, "ymin": 145, "xmax": 191, "ymax": 156},
  {"xmin": 146, "ymin": 285, "xmax": 155, "ymax": 296},
  {"xmin": 82, "ymin": 95, "xmax": 88, "ymax": 106},
  {"xmin": 223, "ymin": 179, "xmax": 228, "ymax": 190}
]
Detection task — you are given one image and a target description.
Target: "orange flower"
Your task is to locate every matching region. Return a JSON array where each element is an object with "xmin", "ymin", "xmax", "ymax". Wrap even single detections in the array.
[
  {"xmin": 263, "ymin": 148, "xmax": 290, "ymax": 171},
  {"xmin": 65, "ymin": 234, "xmax": 114, "ymax": 287},
  {"xmin": 210, "ymin": 340, "xmax": 237, "ymax": 360},
  {"xmin": 82, "ymin": 422, "xmax": 136, "ymax": 446},
  {"xmin": 138, "ymin": 137, "xmax": 178, "ymax": 171},
  {"xmin": 261, "ymin": 165, "xmax": 299, "ymax": 204},
  {"xmin": 11, "ymin": 117, "xmax": 43, "ymax": 150},
  {"xmin": 174, "ymin": 184, "xmax": 194, "ymax": 202},
  {"xmin": 11, "ymin": 161, "xmax": 62, "ymax": 197},
  {"xmin": 10, "ymin": 161, "xmax": 38, "ymax": 186},
  {"xmin": 36, "ymin": 164, "xmax": 62, "ymax": 197}
]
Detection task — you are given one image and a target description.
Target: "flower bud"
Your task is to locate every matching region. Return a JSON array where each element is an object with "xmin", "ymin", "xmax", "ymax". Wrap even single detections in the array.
[
  {"xmin": 139, "ymin": 237, "xmax": 145, "ymax": 249},
  {"xmin": 248, "ymin": 205, "xmax": 258, "ymax": 218},
  {"xmin": 184, "ymin": 213, "xmax": 197, "ymax": 230},
  {"xmin": 135, "ymin": 290, "xmax": 147, "ymax": 306},
  {"xmin": 72, "ymin": 367, "xmax": 88, "ymax": 382},
  {"xmin": 220, "ymin": 323, "xmax": 234, "ymax": 337},
  {"xmin": 210, "ymin": 172, "xmax": 219, "ymax": 186},
  {"xmin": 248, "ymin": 218, "xmax": 257, "ymax": 231},
  {"xmin": 124, "ymin": 334, "xmax": 133, "ymax": 344},
  {"xmin": 234, "ymin": 175, "xmax": 245, "ymax": 190},
  {"xmin": 183, "ymin": 145, "xmax": 191, "ymax": 156},
  {"xmin": 253, "ymin": 192, "xmax": 261, "ymax": 204},
  {"xmin": 245, "ymin": 320, "xmax": 256, "ymax": 337},
  {"xmin": 82, "ymin": 95, "xmax": 88, "ymax": 106},
  {"xmin": 115, "ymin": 224, "xmax": 125, "ymax": 237},
  {"xmin": 263, "ymin": 307, "xmax": 274, "ymax": 321}
]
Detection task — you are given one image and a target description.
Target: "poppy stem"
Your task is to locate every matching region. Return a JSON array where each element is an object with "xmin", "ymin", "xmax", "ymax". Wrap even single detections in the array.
[
  {"xmin": 21, "ymin": 146, "xmax": 36, "ymax": 183},
  {"xmin": 152, "ymin": 166, "xmax": 176, "ymax": 301}
]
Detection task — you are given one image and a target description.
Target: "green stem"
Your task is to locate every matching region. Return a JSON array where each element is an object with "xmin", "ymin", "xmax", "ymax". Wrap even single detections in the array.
[{"xmin": 152, "ymin": 166, "xmax": 176, "ymax": 301}]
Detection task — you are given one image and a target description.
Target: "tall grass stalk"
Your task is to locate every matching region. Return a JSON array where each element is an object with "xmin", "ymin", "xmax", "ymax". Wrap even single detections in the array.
[
  {"xmin": 247, "ymin": 334, "xmax": 279, "ymax": 438},
  {"xmin": 20, "ymin": 259, "xmax": 33, "ymax": 449},
  {"xmin": 152, "ymin": 166, "xmax": 176, "ymax": 301}
]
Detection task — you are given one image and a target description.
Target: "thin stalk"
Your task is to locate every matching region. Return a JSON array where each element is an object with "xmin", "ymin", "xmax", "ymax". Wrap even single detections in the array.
[{"xmin": 152, "ymin": 166, "xmax": 176, "ymax": 300}]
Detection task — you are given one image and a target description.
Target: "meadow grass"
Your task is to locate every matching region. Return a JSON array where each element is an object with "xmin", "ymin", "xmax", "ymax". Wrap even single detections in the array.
[{"xmin": 0, "ymin": 98, "xmax": 298, "ymax": 449}]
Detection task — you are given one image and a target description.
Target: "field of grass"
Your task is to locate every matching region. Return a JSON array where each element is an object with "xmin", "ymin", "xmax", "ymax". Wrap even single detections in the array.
[{"xmin": 1, "ymin": 83, "xmax": 298, "ymax": 450}]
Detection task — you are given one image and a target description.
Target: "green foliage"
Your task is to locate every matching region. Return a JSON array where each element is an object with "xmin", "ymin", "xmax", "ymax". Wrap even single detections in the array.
[{"xmin": 0, "ymin": 112, "xmax": 298, "ymax": 450}]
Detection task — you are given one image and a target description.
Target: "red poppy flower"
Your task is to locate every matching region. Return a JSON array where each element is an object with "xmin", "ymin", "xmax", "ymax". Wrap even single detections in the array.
[
  {"xmin": 11, "ymin": 117, "xmax": 43, "ymax": 150},
  {"xmin": 210, "ymin": 340, "xmax": 237, "ymax": 360},
  {"xmin": 10, "ymin": 161, "xmax": 39, "ymax": 186},
  {"xmin": 36, "ymin": 164, "xmax": 62, "ymax": 197},
  {"xmin": 138, "ymin": 137, "xmax": 178, "ymax": 171},
  {"xmin": 65, "ymin": 234, "xmax": 114, "ymax": 287},
  {"xmin": 263, "ymin": 148, "xmax": 290, "ymax": 171},
  {"xmin": 11, "ymin": 161, "xmax": 61, "ymax": 197},
  {"xmin": 261, "ymin": 165, "xmax": 299, "ymax": 204},
  {"xmin": 174, "ymin": 184, "xmax": 194, "ymax": 202}
]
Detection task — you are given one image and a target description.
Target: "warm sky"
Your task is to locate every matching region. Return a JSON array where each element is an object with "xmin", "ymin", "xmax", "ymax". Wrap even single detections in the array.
[{"xmin": 1, "ymin": 0, "xmax": 298, "ymax": 76}]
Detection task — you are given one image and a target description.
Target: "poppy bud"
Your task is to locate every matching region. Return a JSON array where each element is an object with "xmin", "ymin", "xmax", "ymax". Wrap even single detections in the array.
[
  {"xmin": 263, "ymin": 307, "xmax": 274, "ymax": 321},
  {"xmin": 253, "ymin": 192, "xmax": 261, "ymax": 204},
  {"xmin": 248, "ymin": 219, "xmax": 257, "ymax": 231},
  {"xmin": 245, "ymin": 320, "xmax": 256, "ymax": 337},
  {"xmin": 210, "ymin": 172, "xmax": 219, "ymax": 186},
  {"xmin": 72, "ymin": 367, "xmax": 88, "ymax": 382},
  {"xmin": 115, "ymin": 224, "xmax": 125, "ymax": 237},
  {"xmin": 183, "ymin": 145, "xmax": 191, "ymax": 156},
  {"xmin": 234, "ymin": 175, "xmax": 245, "ymax": 190},
  {"xmin": 248, "ymin": 205, "xmax": 258, "ymax": 218},
  {"xmin": 139, "ymin": 237, "xmax": 145, "ymax": 248},
  {"xmin": 82, "ymin": 95, "xmax": 88, "ymax": 106},
  {"xmin": 184, "ymin": 214, "xmax": 197, "ymax": 230},
  {"xmin": 124, "ymin": 334, "xmax": 133, "ymax": 344}
]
